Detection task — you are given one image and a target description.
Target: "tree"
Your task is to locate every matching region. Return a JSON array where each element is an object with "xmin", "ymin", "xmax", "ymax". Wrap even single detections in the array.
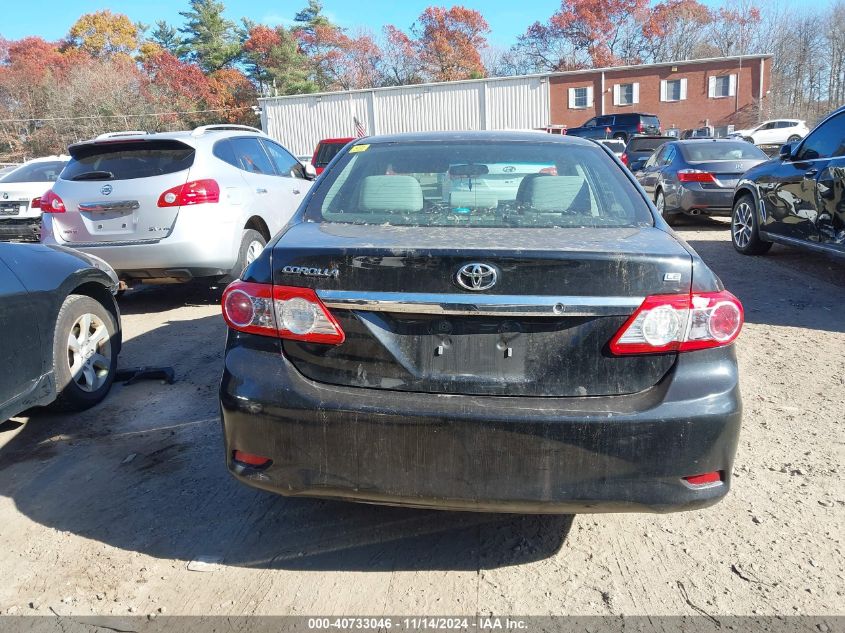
[
  {"xmin": 208, "ymin": 68, "xmax": 259, "ymax": 124},
  {"xmin": 149, "ymin": 20, "xmax": 189, "ymax": 58},
  {"xmin": 641, "ymin": 0, "xmax": 713, "ymax": 62},
  {"xmin": 411, "ymin": 6, "xmax": 490, "ymax": 81},
  {"xmin": 66, "ymin": 10, "xmax": 139, "ymax": 58},
  {"xmin": 178, "ymin": 0, "xmax": 241, "ymax": 72},
  {"xmin": 293, "ymin": 0, "xmax": 344, "ymax": 89},
  {"xmin": 243, "ymin": 24, "xmax": 316, "ymax": 95},
  {"xmin": 381, "ymin": 25, "xmax": 423, "ymax": 85}
]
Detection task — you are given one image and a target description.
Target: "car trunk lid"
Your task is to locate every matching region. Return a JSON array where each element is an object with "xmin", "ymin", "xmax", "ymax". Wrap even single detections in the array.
[
  {"xmin": 272, "ymin": 223, "xmax": 692, "ymax": 397},
  {"xmin": 51, "ymin": 139, "xmax": 195, "ymax": 244},
  {"xmin": 688, "ymin": 159, "xmax": 762, "ymax": 189}
]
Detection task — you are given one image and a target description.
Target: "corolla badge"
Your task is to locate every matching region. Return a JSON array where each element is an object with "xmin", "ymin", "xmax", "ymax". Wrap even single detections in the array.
[
  {"xmin": 100, "ymin": 184, "xmax": 113, "ymax": 196},
  {"xmin": 456, "ymin": 263, "xmax": 497, "ymax": 291}
]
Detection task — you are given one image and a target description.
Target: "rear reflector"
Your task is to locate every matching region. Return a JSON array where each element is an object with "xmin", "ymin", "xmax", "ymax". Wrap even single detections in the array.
[
  {"xmin": 40, "ymin": 190, "xmax": 66, "ymax": 213},
  {"xmin": 222, "ymin": 280, "xmax": 345, "ymax": 344},
  {"xmin": 609, "ymin": 291, "xmax": 743, "ymax": 355},
  {"xmin": 678, "ymin": 169, "xmax": 716, "ymax": 183},
  {"xmin": 683, "ymin": 472, "xmax": 722, "ymax": 486},
  {"xmin": 158, "ymin": 179, "xmax": 220, "ymax": 207},
  {"xmin": 232, "ymin": 450, "xmax": 272, "ymax": 468}
]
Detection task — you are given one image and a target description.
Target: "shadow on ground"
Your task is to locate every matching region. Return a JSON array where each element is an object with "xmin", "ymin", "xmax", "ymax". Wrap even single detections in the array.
[{"xmin": 0, "ymin": 286, "xmax": 573, "ymax": 572}]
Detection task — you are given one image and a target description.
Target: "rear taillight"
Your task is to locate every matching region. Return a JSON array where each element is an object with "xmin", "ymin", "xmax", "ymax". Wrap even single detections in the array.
[
  {"xmin": 609, "ymin": 291, "xmax": 743, "ymax": 355},
  {"xmin": 621, "ymin": 153, "xmax": 629, "ymax": 166},
  {"xmin": 157, "ymin": 179, "xmax": 220, "ymax": 207},
  {"xmin": 31, "ymin": 197, "xmax": 41, "ymax": 210},
  {"xmin": 678, "ymin": 169, "xmax": 716, "ymax": 183},
  {"xmin": 637, "ymin": 121, "xmax": 644, "ymax": 133},
  {"xmin": 41, "ymin": 190, "xmax": 65, "ymax": 213},
  {"xmin": 221, "ymin": 280, "xmax": 345, "ymax": 345},
  {"xmin": 539, "ymin": 166, "xmax": 558, "ymax": 175}
]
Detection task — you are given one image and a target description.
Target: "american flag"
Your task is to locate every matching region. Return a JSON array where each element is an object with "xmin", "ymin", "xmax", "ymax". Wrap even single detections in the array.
[{"xmin": 353, "ymin": 116, "xmax": 366, "ymax": 138}]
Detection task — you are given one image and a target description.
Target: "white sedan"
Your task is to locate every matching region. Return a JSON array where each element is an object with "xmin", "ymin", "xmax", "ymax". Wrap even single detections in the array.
[
  {"xmin": 729, "ymin": 119, "xmax": 809, "ymax": 146},
  {"xmin": 0, "ymin": 155, "xmax": 68, "ymax": 241}
]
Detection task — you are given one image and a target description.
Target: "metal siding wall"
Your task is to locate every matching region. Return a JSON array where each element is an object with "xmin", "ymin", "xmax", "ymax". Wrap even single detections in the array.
[
  {"xmin": 373, "ymin": 83, "xmax": 482, "ymax": 134},
  {"xmin": 485, "ymin": 77, "xmax": 550, "ymax": 130},
  {"xmin": 261, "ymin": 76, "xmax": 550, "ymax": 155}
]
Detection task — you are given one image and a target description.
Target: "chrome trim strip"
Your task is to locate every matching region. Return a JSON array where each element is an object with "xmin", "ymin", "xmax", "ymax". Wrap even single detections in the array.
[
  {"xmin": 758, "ymin": 232, "xmax": 845, "ymax": 259},
  {"xmin": 78, "ymin": 200, "xmax": 140, "ymax": 213},
  {"xmin": 317, "ymin": 290, "xmax": 644, "ymax": 317}
]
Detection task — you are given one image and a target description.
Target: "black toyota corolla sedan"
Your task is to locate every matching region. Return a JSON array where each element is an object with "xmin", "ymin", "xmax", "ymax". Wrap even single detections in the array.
[{"xmin": 219, "ymin": 131, "xmax": 744, "ymax": 514}]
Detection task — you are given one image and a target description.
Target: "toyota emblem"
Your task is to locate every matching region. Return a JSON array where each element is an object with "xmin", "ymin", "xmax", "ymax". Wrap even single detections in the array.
[
  {"xmin": 456, "ymin": 263, "xmax": 497, "ymax": 291},
  {"xmin": 100, "ymin": 184, "xmax": 113, "ymax": 196}
]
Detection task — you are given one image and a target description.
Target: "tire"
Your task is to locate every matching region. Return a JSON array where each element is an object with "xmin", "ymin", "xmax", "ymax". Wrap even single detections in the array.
[
  {"xmin": 51, "ymin": 295, "xmax": 118, "ymax": 411},
  {"xmin": 229, "ymin": 229, "xmax": 267, "ymax": 281},
  {"xmin": 743, "ymin": 136, "xmax": 755, "ymax": 144},
  {"xmin": 731, "ymin": 194, "xmax": 772, "ymax": 256},
  {"xmin": 787, "ymin": 134, "xmax": 801, "ymax": 143},
  {"xmin": 655, "ymin": 189, "xmax": 675, "ymax": 225}
]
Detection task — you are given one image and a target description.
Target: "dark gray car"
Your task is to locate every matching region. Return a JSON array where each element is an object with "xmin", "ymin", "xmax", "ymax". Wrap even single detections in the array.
[
  {"xmin": 0, "ymin": 242, "xmax": 121, "ymax": 421},
  {"xmin": 635, "ymin": 139, "xmax": 768, "ymax": 222}
]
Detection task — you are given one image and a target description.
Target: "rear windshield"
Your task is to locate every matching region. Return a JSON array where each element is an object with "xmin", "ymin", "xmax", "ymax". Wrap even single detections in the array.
[
  {"xmin": 307, "ymin": 141, "xmax": 653, "ymax": 228},
  {"xmin": 62, "ymin": 140, "xmax": 195, "ymax": 181},
  {"xmin": 641, "ymin": 116, "xmax": 660, "ymax": 128},
  {"xmin": 627, "ymin": 137, "xmax": 671, "ymax": 153},
  {"xmin": 314, "ymin": 141, "xmax": 348, "ymax": 168},
  {"xmin": 680, "ymin": 142, "xmax": 768, "ymax": 161},
  {"xmin": 1, "ymin": 160, "xmax": 67, "ymax": 183}
]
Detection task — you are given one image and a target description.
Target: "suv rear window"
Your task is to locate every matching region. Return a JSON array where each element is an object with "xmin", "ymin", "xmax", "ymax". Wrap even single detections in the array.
[
  {"xmin": 62, "ymin": 140, "xmax": 195, "ymax": 181},
  {"xmin": 314, "ymin": 141, "xmax": 348, "ymax": 168},
  {"xmin": 308, "ymin": 141, "xmax": 653, "ymax": 228},
  {"xmin": 641, "ymin": 116, "xmax": 660, "ymax": 129}
]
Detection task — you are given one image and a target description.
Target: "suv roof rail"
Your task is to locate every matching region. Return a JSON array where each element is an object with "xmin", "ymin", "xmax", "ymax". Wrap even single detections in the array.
[
  {"xmin": 191, "ymin": 124, "xmax": 264, "ymax": 137},
  {"xmin": 95, "ymin": 131, "xmax": 150, "ymax": 140}
]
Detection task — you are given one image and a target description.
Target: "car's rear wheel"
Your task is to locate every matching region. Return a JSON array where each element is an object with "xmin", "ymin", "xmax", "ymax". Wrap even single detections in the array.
[
  {"xmin": 787, "ymin": 134, "xmax": 802, "ymax": 143},
  {"xmin": 52, "ymin": 295, "xmax": 118, "ymax": 411},
  {"xmin": 655, "ymin": 190, "xmax": 676, "ymax": 225},
  {"xmin": 230, "ymin": 229, "xmax": 267, "ymax": 280},
  {"xmin": 731, "ymin": 194, "xmax": 772, "ymax": 255}
]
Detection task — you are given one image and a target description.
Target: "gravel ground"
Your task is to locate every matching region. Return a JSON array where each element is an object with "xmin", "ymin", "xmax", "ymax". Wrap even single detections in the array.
[{"xmin": 0, "ymin": 218, "xmax": 842, "ymax": 619}]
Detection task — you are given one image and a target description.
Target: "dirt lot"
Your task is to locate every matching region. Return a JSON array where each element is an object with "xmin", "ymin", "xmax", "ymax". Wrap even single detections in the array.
[{"xmin": 0, "ymin": 219, "xmax": 842, "ymax": 619}]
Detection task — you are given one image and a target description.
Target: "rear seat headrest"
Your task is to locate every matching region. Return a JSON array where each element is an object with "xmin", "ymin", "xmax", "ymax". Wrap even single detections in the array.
[{"xmin": 359, "ymin": 175, "xmax": 424, "ymax": 213}]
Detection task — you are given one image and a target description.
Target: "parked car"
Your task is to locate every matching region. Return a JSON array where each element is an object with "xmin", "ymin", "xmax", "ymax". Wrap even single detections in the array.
[
  {"xmin": 565, "ymin": 113, "xmax": 661, "ymax": 143},
  {"xmin": 220, "ymin": 131, "xmax": 744, "ymax": 514},
  {"xmin": 0, "ymin": 242, "xmax": 121, "ymax": 421},
  {"xmin": 311, "ymin": 137, "xmax": 354, "ymax": 174},
  {"xmin": 0, "ymin": 156, "xmax": 69, "ymax": 242},
  {"xmin": 595, "ymin": 138, "xmax": 626, "ymax": 158},
  {"xmin": 0, "ymin": 163, "xmax": 21, "ymax": 178},
  {"xmin": 621, "ymin": 135, "xmax": 674, "ymax": 170},
  {"xmin": 635, "ymin": 139, "xmax": 768, "ymax": 222},
  {"xmin": 728, "ymin": 119, "xmax": 809, "ymax": 146},
  {"xmin": 731, "ymin": 106, "xmax": 845, "ymax": 258},
  {"xmin": 41, "ymin": 125, "xmax": 315, "ymax": 286}
]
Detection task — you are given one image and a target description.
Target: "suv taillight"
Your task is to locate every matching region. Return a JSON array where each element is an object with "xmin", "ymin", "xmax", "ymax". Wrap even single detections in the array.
[
  {"xmin": 609, "ymin": 291, "xmax": 743, "ymax": 355},
  {"xmin": 41, "ymin": 190, "xmax": 66, "ymax": 213},
  {"xmin": 158, "ymin": 179, "xmax": 220, "ymax": 207},
  {"xmin": 637, "ymin": 121, "xmax": 644, "ymax": 133},
  {"xmin": 222, "ymin": 281, "xmax": 345, "ymax": 345},
  {"xmin": 31, "ymin": 197, "xmax": 42, "ymax": 210},
  {"xmin": 621, "ymin": 153, "xmax": 629, "ymax": 166}
]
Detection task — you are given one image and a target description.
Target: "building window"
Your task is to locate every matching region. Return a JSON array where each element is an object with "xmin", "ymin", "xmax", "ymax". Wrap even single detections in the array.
[
  {"xmin": 709, "ymin": 74, "xmax": 736, "ymax": 98},
  {"xmin": 661, "ymin": 78, "xmax": 687, "ymax": 102},
  {"xmin": 613, "ymin": 82, "xmax": 639, "ymax": 106},
  {"xmin": 568, "ymin": 86, "xmax": 593, "ymax": 109}
]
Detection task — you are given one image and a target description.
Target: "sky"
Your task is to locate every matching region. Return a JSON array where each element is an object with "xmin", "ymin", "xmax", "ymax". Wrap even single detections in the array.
[{"xmin": 0, "ymin": 0, "xmax": 833, "ymax": 48}]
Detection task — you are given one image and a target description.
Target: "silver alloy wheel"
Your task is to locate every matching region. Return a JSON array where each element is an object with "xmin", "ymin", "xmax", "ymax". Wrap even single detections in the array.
[
  {"xmin": 656, "ymin": 192, "xmax": 665, "ymax": 215},
  {"xmin": 67, "ymin": 313, "xmax": 111, "ymax": 393},
  {"xmin": 733, "ymin": 201, "xmax": 753, "ymax": 248},
  {"xmin": 245, "ymin": 240, "xmax": 264, "ymax": 267}
]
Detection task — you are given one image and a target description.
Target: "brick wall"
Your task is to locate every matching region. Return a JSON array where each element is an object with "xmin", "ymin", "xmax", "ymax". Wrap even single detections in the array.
[{"xmin": 549, "ymin": 57, "xmax": 770, "ymax": 132}]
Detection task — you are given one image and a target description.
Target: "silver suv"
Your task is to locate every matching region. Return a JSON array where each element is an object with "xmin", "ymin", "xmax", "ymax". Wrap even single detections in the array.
[{"xmin": 41, "ymin": 125, "xmax": 314, "ymax": 285}]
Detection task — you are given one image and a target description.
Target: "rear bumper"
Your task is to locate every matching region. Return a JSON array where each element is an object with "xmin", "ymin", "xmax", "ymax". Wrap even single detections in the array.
[
  {"xmin": 676, "ymin": 186, "xmax": 734, "ymax": 215},
  {"xmin": 220, "ymin": 339, "xmax": 742, "ymax": 514},
  {"xmin": 0, "ymin": 217, "xmax": 41, "ymax": 241},
  {"xmin": 41, "ymin": 208, "xmax": 241, "ymax": 281}
]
